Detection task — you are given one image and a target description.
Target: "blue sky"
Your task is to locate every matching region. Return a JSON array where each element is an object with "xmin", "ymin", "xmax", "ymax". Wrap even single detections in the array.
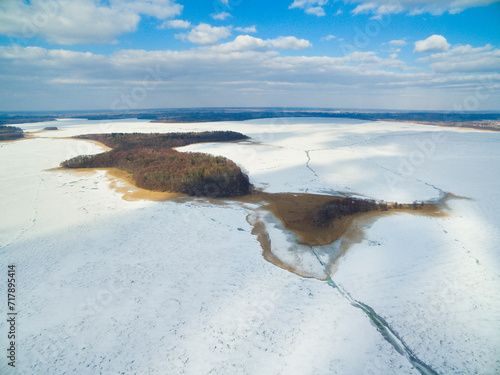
[{"xmin": 0, "ymin": 0, "xmax": 499, "ymax": 111}]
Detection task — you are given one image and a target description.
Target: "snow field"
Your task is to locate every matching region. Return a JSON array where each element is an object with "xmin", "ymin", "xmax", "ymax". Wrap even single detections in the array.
[{"xmin": 1, "ymin": 118, "xmax": 499, "ymax": 374}]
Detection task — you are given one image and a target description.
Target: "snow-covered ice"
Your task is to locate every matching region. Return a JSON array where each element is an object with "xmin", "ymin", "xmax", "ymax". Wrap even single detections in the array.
[{"xmin": 1, "ymin": 118, "xmax": 499, "ymax": 374}]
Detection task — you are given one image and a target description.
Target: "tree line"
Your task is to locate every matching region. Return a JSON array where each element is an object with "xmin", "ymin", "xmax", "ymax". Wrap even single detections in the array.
[
  {"xmin": 312, "ymin": 197, "xmax": 424, "ymax": 227},
  {"xmin": 0, "ymin": 125, "xmax": 24, "ymax": 141},
  {"xmin": 74, "ymin": 131, "xmax": 249, "ymax": 150},
  {"xmin": 313, "ymin": 198, "xmax": 379, "ymax": 227}
]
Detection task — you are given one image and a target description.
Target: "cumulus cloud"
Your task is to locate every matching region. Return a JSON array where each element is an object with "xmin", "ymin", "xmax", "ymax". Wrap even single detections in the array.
[
  {"xmin": 235, "ymin": 26, "xmax": 257, "ymax": 33},
  {"xmin": 209, "ymin": 35, "xmax": 312, "ymax": 52},
  {"xmin": 158, "ymin": 19, "xmax": 191, "ymax": 29},
  {"xmin": 1, "ymin": 44, "xmax": 498, "ymax": 110},
  {"xmin": 289, "ymin": 0, "xmax": 328, "ymax": 16},
  {"xmin": 321, "ymin": 35, "xmax": 337, "ymax": 42},
  {"xmin": 176, "ymin": 23, "xmax": 232, "ymax": 45},
  {"xmin": 0, "ymin": 44, "xmax": 406, "ymax": 87},
  {"xmin": 414, "ymin": 35, "xmax": 451, "ymax": 54},
  {"xmin": 0, "ymin": 0, "xmax": 182, "ymax": 45},
  {"xmin": 351, "ymin": 3, "xmax": 379, "ymax": 14},
  {"xmin": 271, "ymin": 36, "xmax": 312, "ymax": 50},
  {"xmin": 305, "ymin": 6, "xmax": 326, "ymax": 16},
  {"xmin": 210, "ymin": 35, "xmax": 269, "ymax": 52},
  {"xmin": 345, "ymin": 0, "xmax": 497, "ymax": 15},
  {"xmin": 389, "ymin": 39, "xmax": 407, "ymax": 47},
  {"xmin": 417, "ymin": 44, "xmax": 500, "ymax": 73},
  {"xmin": 118, "ymin": 0, "xmax": 182, "ymax": 19},
  {"xmin": 211, "ymin": 12, "xmax": 232, "ymax": 20}
]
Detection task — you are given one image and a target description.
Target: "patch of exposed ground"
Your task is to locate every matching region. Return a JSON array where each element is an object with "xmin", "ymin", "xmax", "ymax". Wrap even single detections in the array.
[{"xmin": 235, "ymin": 191, "xmax": 448, "ymax": 278}]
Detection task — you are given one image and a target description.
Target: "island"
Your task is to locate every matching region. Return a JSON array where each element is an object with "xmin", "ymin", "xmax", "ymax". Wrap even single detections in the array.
[
  {"xmin": 0, "ymin": 125, "xmax": 24, "ymax": 141},
  {"xmin": 61, "ymin": 131, "xmax": 251, "ymax": 197}
]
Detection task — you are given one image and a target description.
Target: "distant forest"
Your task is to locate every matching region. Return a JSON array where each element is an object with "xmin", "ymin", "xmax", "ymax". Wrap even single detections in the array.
[
  {"xmin": 74, "ymin": 131, "xmax": 247, "ymax": 150},
  {"xmin": 0, "ymin": 125, "xmax": 24, "ymax": 141},
  {"xmin": 1, "ymin": 109, "xmax": 499, "ymax": 130},
  {"xmin": 61, "ymin": 131, "xmax": 251, "ymax": 197}
]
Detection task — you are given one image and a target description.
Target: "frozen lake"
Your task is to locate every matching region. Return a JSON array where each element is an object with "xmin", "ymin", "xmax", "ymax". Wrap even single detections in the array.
[{"xmin": 1, "ymin": 118, "xmax": 499, "ymax": 374}]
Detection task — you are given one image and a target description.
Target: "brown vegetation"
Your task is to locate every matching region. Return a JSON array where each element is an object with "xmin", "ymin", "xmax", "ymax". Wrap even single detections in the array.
[
  {"xmin": 312, "ymin": 197, "xmax": 426, "ymax": 227},
  {"xmin": 313, "ymin": 197, "xmax": 380, "ymax": 227},
  {"xmin": 61, "ymin": 131, "xmax": 251, "ymax": 197},
  {"xmin": 233, "ymin": 192, "xmax": 435, "ymax": 247}
]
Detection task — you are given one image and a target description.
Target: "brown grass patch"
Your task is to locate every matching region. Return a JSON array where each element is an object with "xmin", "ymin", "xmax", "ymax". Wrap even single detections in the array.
[
  {"xmin": 104, "ymin": 168, "xmax": 184, "ymax": 201},
  {"xmin": 55, "ymin": 167, "xmax": 183, "ymax": 202},
  {"xmin": 238, "ymin": 192, "xmax": 449, "ymax": 277},
  {"xmin": 236, "ymin": 191, "xmax": 447, "ymax": 247}
]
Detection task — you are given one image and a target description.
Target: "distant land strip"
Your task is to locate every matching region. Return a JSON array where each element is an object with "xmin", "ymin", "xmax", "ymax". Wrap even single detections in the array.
[{"xmin": 1, "ymin": 108, "xmax": 499, "ymax": 131}]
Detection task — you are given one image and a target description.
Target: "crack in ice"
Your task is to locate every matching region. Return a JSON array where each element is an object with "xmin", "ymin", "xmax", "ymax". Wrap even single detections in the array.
[
  {"xmin": 327, "ymin": 278, "xmax": 439, "ymax": 375},
  {"xmin": 305, "ymin": 150, "xmax": 319, "ymax": 180}
]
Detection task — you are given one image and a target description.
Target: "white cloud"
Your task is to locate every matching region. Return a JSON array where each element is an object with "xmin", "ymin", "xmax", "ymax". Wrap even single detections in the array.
[
  {"xmin": 176, "ymin": 23, "xmax": 232, "ymax": 45},
  {"xmin": 116, "ymin": 0, "xmax": 183, "ymax": 19},
  {"xmin": 0, "ymin": 0, "xmax": 182, "ymax": 45},
  {"xmin": 305, "ymin": 6, "xmax": 326, "ymax": 16},
  {"xmin": 351, "ymin": 3, "xmax": 378, "ymax": 14},
  {"xmin": 414, "ymin": 35, "xmax": 451, "ymax": 54},
  {"xmin": 321, "ymin": 35, "xmax": 337, "ymax": 42},
  {"xmin": 417, "ymin": 44, "xmax": 500, "ymax": 73},
  {"xmin": 0, "ymin": 45, "xmax": 407, "ymax": 86},
  {"xmin": 1, "ymin": 44, "xmax": 498, "ymax": 110},
  {"xmin": 270, "ymin": 36, "xmax": 312, "ymax": 50},
  {"xmin": 210, "ymin": 35, "xmax": 312, "ymax": 52},
  {"xmin": 211, "ymin": 12, "xmax": 232, "ymax": 20},
  {"xmin": 289, "ymin": 0, "xmax": 329, "ymax": 16},
  {"xmin": 343, "ymin": 0, "xmax": 497, "ymax": 16},
  {"xmin": 209, "ymin": 35, "xmax": 270, "ymax": 52},
  {"xmin": 159, "ymin": 19, "xmax": 191, "ymax": 29},
  {"xmin": 235, "ymin": 26, "xmax": 257, "ymax": 33},
  {"xmin": 389, "ymin": 39, "xmax": 407, "ymax": 47},
  {"xmin": 387, "ymin": 47, "xmax": 401, "ymax": 59}
]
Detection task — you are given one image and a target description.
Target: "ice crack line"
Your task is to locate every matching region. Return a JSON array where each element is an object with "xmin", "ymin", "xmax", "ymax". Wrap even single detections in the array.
[
  {"xmin": 305, "ymin": 150, "xmax": 318, "ymax": 179},
  {"xmin": 416, "ymin": 179, "xmax": 446, "ymax": 201},
  {"xmin": 327, "ymin": 278, "xmax": 439, "ymax": 375},
  {"xmin": 362, "ymin": 156, "xmax": 447, "ymax": 201},
  {"xmin": 310, "ymin": 247, "xmax": 325, "ymax": 268}
]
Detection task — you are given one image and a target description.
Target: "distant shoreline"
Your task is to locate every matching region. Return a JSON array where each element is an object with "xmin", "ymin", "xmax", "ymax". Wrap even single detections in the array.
[{"xmin": 1, "ymin": 108, "xmax": 499, "ymax": 131}]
